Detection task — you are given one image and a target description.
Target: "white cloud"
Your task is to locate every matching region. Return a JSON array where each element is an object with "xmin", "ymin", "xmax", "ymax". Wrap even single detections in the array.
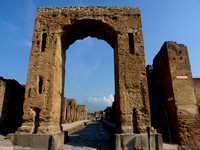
[
  {"xmin": 88, "ymin": 94, "xmax": 114, "ymax": 106},
  {"xmin": 84, "ymin": 94, "xmax": 114, "ymax": 113}
]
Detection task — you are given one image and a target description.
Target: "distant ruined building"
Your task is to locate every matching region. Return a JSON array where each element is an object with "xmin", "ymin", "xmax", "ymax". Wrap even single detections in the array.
[
  {"xmin": 61, "ymin": 98, "xmax": 88, "ymax": 123},
  {"xmin": 0, "ymin": 6, "xmax": 199, "ymax": 150}
]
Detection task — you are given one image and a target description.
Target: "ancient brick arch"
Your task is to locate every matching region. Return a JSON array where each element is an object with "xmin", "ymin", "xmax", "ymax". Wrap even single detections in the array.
[
  {"xmin": 17, "ymin": 6, "xmax": 152, "ymax": 135},
  {"xmin": 61, "ymin": 19, "xmax": 117, "ymax": 50}
]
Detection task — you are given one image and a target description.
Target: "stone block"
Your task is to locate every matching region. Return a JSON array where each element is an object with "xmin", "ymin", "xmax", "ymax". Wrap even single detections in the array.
[
  {"xmin": 12, "ymin": 132, "xmax": 64, "ymax": 150},
  {"xmin": 115, "ymin": 133, "xmax": 163, "ymax": 150}
]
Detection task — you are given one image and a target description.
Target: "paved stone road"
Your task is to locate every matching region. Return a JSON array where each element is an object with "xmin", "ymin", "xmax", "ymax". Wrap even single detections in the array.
[{"xmin": 59, "ymin": 121, "xmax": 113, "ymax": 150}]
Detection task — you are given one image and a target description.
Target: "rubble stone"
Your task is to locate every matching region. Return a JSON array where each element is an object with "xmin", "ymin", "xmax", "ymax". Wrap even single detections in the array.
[
  {"xmin": 0, "ymin": 77, "xmax": 25, "ymax": 133},
  {"xmin": 147, "ymin": 41, "xmax": 200, "ymax": 149}
]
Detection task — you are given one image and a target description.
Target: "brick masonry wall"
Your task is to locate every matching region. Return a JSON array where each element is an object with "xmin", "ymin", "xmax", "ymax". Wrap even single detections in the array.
[
  {"xmin": 77, "ymin": 105, "xmax": 88, "ymax": 120},
  {"xmin": 0, "ymin": 79, "xmax": 6, "ymax": 117},
  {"xmin": 0, "ymin": 77, "xmax": 25, "ymax": 133},
  {"xmin": 147, "ymin": 42, "xmax": 200, "ymax": 148},
  {"xmin": 193, "ymin": 78, "xmax": 200, "ymax": 112}
]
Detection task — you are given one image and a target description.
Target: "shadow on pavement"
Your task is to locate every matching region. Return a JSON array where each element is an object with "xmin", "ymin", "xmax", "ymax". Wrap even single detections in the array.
[{"xmin": 65, "ymin": 121, "xmax": 113, "ymax": 149}]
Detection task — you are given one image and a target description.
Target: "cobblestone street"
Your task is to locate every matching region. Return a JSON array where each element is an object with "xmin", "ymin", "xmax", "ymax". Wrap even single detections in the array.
[{"xmin": 59, "ymin": 121, "xmax": 113, "ymax": 150}]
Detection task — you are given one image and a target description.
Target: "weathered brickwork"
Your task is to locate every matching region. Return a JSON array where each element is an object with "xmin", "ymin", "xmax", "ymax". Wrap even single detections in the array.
[
  {"xmin": 77, "ymin": 105, "xmax": 88, "ymax": 120},
  {"xmin": 65, "ymin": 98, "xmax": 77, "ymax": 123},
  {"xmin": 194, "ymin": 78, "xmax": 200, "ymax": 113},
  {"xmin": 103, "ymin": 105, "xmax": 116, "ymax": 123},
  {"xmin": 0, "ymin": 79, "xmax": 6, "ymax": 117},
  {"xmin": 61, "ymin": 98, "xmax": 88, "ymax": 123},
  {"xmin": 0, "ymin": 77, "xmax": 25, "ymax": 133},
  {"xmin": 147, "ymin": 42, "xmax": 200, "ymax": 148},
  {"xmin": 17, "ymin": 6, "xmax": 151, "ymax": 134}
]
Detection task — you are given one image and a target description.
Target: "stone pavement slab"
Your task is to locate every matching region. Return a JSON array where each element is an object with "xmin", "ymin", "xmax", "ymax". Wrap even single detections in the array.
[{"xmin": 59, "ymin": 121, "xmax": 113, "ymax": 150}]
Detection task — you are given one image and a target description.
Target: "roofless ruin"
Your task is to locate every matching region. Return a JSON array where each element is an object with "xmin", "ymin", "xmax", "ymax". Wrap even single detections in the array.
[{"xmin": 0, "ymin": 6, "xmax": 199, "ymax": 150}]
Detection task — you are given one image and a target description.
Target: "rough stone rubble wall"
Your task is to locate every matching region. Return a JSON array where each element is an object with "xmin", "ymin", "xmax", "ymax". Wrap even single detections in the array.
[
  {"xmin": 61, "ymin": 98, "xmax": 88, "ymax": 123},
  {"xmin": 77, "ymin": 105, "xmax": 88, "ymax": 120},
  {"xmin": 0, "ymin": 77, "xmax": 25, "ymax": 133},
  {"xmin": 147, "ymin": 41, "xmax": 200, "ymax": 148},
  {"xmin": 193, "ymin": 78, "xmax": 200, "ymax": 111},
  {"xmin": 0, "ymin": 79, "xmax": 6, "ymax": 117},
  {"xmin": 65, "ymin": 98, "xmax": 77, "ymax": 123}
]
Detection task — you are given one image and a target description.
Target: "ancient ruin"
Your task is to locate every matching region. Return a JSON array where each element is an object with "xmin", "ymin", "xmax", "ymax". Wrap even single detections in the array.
[
  {"xmin": 194, "ymin": 78, "xmax": 200, "ymax": 113},
  {"xmin": 17, "ymin": 6, "xmax": 152, "ymax": 135},
  {"xmin": 13, "ymin": 6, "xmax": 159, "ymax": 149},
  {"xmin": 0, "ymin": 77, "xmax": 25, "ymax": 133},
  {"xmin": 61, "ymin": 98, "xmax": 88, "ymax": 123},
  {"xmin": 77, "ymin": 105, "xmax": 88, "ymax": 120},
  {"xmin": 62, "ymin": 98, "xmax": 77, "ymax": 123},
  {"xmin": 146, "ymin": 42, "xmax": 200, "ymax": 149},
  {"xmin": 0, "ymin": 5, "xmax": 198, "ymax": 150}
]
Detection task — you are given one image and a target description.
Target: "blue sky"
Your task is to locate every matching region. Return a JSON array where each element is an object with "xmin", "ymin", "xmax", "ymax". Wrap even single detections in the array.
[{"xmin": 0, "ymin": 0, "xmax": 200, "ymax": 112}]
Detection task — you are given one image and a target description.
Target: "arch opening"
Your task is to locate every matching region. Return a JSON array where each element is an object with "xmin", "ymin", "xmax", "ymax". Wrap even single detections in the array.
[
  {"xmin": 61, "ymin": 19, "xmax": 118, "ymax": 114},
  {"xmin": 64, "ymin": 36, "xmax": 115, "ymax": 113}
]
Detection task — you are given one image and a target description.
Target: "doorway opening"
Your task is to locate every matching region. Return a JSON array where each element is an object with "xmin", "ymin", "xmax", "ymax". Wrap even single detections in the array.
[{"xmin": 33, "ymin": 107, "xmax": 40, "ymax": 134}]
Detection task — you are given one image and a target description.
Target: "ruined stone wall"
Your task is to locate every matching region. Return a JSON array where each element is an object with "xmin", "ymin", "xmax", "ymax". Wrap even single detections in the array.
[
  {"xmin": 61, "ymin": 97, "xmax": 67, "ymax": 123},
  {"xmin": 0, "ymin": 79, "xmax": 6, "ymax": 117},
  {"xmin": 0, "ymin": 77, "xmax": 25, "ymax": 133},
  {"xmin": 77, "ymin": 105, "xmax": 88, "ymax": 120},
  {"xmin": 61, "ymin": 98, "xmax": 77, "ymax": 123},
  {"xmin": 103, "ymin": 101, "xmax": 116, "ymax": 124},
  {"xmin": 194, "ymin": 78, "xmax": 200, "ymax": 112},
  {"xmin": 66, "ymin": 99, "xmax": 77, "ymax": 122},
  {"xmin": 147, "ymin": 42, "xmax": 200, "ymax": 148}
]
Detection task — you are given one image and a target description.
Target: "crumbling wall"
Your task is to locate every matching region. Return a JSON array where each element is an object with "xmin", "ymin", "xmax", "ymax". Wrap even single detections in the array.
[
  {"xmin": 193, "ymin": 78, "xmax": 200, "ymax": 113},
  {"xmin": 147, "ymin": 42, "xmax": 200, "ymax": 148},
  {"xmin": 61, "ymin": 97, "xmax": 67, "ymax": 123},
  {"xmin": 62, "ymin": 98, "xmax": 77, "ymax": 123},
  {"xmin": 0, "ymin": 77, "xmax": 25, "ymax": 133},
  {"xmin": 0, "ymin": 79, "xmax": 6, "ymax": 117},
  {"xmin": 66, "ymin": 99, "xmax": 77, "ymax": 122},
  {"xmin": 77, "ymin": 105, "xmax": 88, "ymax": 120}
]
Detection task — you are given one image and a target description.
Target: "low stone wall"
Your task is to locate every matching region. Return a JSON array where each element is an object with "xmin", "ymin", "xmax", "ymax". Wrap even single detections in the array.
[{"xmin": 0, "ymin": 77, "xmax": 25, "ymax": 133}]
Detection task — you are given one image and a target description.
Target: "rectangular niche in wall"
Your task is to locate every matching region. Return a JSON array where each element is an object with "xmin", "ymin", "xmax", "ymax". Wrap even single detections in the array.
[
  {"xmin": 41, "ymin": 33, "xmax": 47, "ymax": 52},
  {"xmin": 38, "ymin": 76, "xmax": 43, "ymax": 94},
  {"xmin": 128, "ymin": 33, "xmax": 135, "ymax": 54}
]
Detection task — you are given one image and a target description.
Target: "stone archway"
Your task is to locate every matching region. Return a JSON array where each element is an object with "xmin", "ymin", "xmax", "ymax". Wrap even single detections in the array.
[{"xmin": 17, "ymin": 6, "xmax": 152, "ymax": 136}]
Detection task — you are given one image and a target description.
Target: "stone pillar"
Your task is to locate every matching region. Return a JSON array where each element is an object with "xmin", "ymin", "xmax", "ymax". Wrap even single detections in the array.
[
  {"xmin": 16, "ymin": 26, "xmax": 63, "ymax": 134},
  {"xmin": 115, "ymin": 21, "xmax": 151, "ymax": 134},
  {"xmin": 148, "ymin": 41, "xmax": 199, "ymax": 148},
  {"xmin": 61, "ymin": 98, "xmax": 67, "ymax": 123}
]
